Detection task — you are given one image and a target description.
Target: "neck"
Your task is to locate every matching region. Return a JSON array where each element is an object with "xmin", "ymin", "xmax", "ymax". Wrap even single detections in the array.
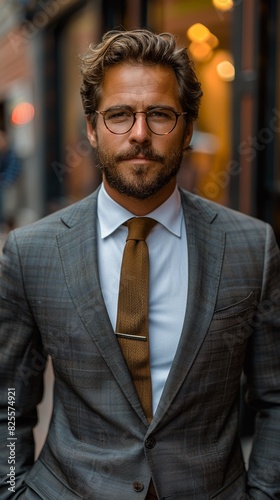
[{"xmin": 103, "ymin": 178, "xmax": 177, "ymax": 215}]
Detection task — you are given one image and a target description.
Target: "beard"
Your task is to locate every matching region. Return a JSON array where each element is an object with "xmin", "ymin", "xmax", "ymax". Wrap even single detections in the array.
[{"xmin": 95, "ymin": 145, "xmax": 183, "ymax": 200}]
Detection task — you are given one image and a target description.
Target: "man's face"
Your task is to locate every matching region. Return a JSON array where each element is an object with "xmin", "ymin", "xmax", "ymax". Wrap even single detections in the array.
[{"xmin": 87, "ymin": 63, "xmax": 193, "ymax": 201}]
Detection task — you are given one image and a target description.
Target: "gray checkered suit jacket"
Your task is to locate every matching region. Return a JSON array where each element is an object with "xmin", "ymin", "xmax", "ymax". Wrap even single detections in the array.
[{"xmin": 1, "ymin": 188, "xmax": 280, "ymax": 499}]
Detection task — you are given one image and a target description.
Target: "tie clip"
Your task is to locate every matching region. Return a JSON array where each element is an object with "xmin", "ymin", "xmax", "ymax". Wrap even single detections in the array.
[{"xmin": 115, "ymin": 332, "xmax": 147, "ymax": 341}]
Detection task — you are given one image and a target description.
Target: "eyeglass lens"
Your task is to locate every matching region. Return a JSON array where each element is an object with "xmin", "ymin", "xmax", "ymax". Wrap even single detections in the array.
[{"xmin": 103, "ymin": 108, "xmax": 178, "ymax": 135}]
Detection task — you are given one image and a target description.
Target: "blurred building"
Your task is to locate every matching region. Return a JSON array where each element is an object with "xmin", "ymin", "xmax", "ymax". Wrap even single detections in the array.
[
  {"xmin": 0, "ymin": 0, "xmax": 279, "ymax": 241},
  {"xmin": 0, "ymin": 0, "xmax": 148, "ymax": 229}
]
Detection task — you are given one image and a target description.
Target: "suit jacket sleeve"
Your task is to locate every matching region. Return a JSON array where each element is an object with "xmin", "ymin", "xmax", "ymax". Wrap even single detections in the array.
[
  {"xmin": 245, "ymin": 223, "xmax": 280, "ymax": 498},
  {"xmin": 0, "ymin": 231, "xmax": 47, "ymax": 499}
]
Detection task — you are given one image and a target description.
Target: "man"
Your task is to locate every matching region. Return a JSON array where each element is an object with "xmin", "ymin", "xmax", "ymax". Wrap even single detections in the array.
[{"xmin": 0, "ymin": 29, "xmax": 280, "ymax": 499}]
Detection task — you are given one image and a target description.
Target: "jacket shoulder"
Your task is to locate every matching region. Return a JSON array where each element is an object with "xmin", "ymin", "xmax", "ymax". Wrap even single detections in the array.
[
  {"xmin": 10, "ymin": 189, "xmax": 99, "ymax": 242},
  {"xmin": 179, "ymin": 189, "xmax": 268, "ymax": 232}
]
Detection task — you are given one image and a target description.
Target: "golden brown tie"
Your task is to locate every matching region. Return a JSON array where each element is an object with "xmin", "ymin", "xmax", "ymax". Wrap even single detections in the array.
[{"xmin": 116, "ymin": 217, "xmax": 157, "ymax": 422}]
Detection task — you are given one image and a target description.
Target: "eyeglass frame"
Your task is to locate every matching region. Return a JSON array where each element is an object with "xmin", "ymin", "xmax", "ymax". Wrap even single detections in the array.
[{"xmin": 93, "ymin": 107, "xmax": 188, "ymax": 136}]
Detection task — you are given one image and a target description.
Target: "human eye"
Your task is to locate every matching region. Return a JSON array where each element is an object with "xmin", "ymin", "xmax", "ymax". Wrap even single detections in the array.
[
  {"xmin": 105, "ymin": 108, "xmax": 131, "ymax": 122},
  {"xmin": 148, "ymin": 108, "xmax": 174, "ymax": 122}
]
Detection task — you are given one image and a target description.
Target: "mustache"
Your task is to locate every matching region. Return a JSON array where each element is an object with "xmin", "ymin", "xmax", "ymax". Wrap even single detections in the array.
[{"xmin": 115, "ymin": 146, "xmax": 164, "ymax": 163}]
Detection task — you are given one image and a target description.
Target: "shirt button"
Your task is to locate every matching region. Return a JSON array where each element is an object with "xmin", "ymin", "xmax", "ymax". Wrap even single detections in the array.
[
  {"xmin": 133, "ymin": 481, "xmax": 144, "ymax": 492},
  {"xmin": 145, "ymin": 437, "xmax": 156, "ymax": 449}
]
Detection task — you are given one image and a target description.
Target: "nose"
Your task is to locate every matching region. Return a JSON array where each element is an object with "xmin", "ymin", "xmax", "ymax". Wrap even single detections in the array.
[{"xmin": 128, "ymin": 112, "xmax": 151, "ymax": 144}]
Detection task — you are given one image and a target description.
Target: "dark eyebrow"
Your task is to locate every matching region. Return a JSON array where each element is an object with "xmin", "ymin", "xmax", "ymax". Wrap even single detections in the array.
[
  {"xmin": 103, "ymin": 105, "xmax": 178, "ymax": 112},
  {"xmin": 146, "ymin": 105, "xmax": 177, "ymax": 112},
  {"xmin": 103, "ymin": 105, "xmax": 133, "ymax": 112}
]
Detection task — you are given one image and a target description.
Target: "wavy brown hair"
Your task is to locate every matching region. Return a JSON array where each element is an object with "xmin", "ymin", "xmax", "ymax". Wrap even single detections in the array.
[{"xmin": 80, "ymin": 29, "xmax": 203, "ymax": 127}]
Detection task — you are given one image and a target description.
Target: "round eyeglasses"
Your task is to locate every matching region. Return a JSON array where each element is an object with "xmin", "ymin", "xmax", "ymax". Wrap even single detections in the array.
[{"xmin": 94, "ymin": 107, "xmax": 188, "ymax": 135}]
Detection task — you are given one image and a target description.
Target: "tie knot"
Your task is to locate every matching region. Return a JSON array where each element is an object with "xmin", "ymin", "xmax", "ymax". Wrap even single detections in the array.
[{"xmin": 126, "ymin": 217, "xmax": 157, "ymax": 241}]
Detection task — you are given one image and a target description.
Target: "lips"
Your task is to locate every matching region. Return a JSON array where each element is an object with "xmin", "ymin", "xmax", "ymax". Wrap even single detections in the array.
[
  {"xmin": 126, "ymin": 156, "xmax": 153, "ymax": 161},
  {"xmin": 116, "ymin": 151, "xmax": 164, "ymax": 163}
]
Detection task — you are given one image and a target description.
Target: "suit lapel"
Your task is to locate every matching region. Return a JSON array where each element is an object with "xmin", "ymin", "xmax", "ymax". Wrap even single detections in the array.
[
  {"xmin": 56, "ymin": 191, "xmax": 148, "ymax": 424},
  {"xmin": 152, "ymin": 191, "xmax": 226, "ymax": 426},
  {"xmin": 55, "ymin": 188, "xmax": 226, "ymax": 426}
]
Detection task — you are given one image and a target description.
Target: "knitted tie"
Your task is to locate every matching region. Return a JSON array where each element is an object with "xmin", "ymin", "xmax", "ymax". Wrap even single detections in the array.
[{"xmin": 116, "ymin": 217, "xmax": 157, "ymax": 422}]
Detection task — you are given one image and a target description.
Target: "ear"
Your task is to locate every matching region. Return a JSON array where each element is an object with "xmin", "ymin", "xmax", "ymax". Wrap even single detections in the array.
[
  {"xmin": 183, "ymin": 122, "xmax": 193, "ymax": 150},
  {"xmin": 86, "ymin": 117, "xmax": 97, "ymax": 149}
]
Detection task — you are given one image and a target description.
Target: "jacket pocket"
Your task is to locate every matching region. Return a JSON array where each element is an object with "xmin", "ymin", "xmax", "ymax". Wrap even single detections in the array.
[
  {"xmin": 209, "ymin": 469, "xmax": 247, "ymax": 499},
  {"xmin": 210, "ymin": 292, "xmax": 256, "ymax": 339},
  {"xmin": 24, "ymin": 459, "xmax": 83, "ymax": 500},
  {"xmin": 214, "ymin": 292, "xmax": 254, "ymax": 319}
]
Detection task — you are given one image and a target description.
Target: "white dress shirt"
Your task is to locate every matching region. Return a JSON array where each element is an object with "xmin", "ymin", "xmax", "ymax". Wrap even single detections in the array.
[{"xmin": 97, "ymin": 184, "xmax": 188, "ymax": 415}]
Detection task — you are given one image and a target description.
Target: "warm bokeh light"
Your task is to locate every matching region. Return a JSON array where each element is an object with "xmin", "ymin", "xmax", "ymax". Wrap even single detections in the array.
[
  {"xmin": 187, "ymin": 24, "xmax": 219, "ymax": 62},
  {"xmin": 212, "ymin": 0, "xmax": 234, "ymax": 12},
  {"xmin": 189, "ymin": 42, "xmax": 213, "ymax": 62},
  {"xmin": 11, "ymin": 102, "xmax": 35, "ymax": 125},
  {"xmin": 207, "ymin": 33, "xmax": 219, "ymax": 49},
  {"xmin": 187, "ymin": 23, "xmax": 210, "ymax": 43},
  {"xmin": 216, "ymin": 60, "xmax": 235, "ymax": 81}
]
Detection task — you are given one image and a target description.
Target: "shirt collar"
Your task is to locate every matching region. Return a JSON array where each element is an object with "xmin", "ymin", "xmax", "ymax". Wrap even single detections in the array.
[{"xmin": 97, "ymin": 183, "xmax": 182, "ymax": 239}]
